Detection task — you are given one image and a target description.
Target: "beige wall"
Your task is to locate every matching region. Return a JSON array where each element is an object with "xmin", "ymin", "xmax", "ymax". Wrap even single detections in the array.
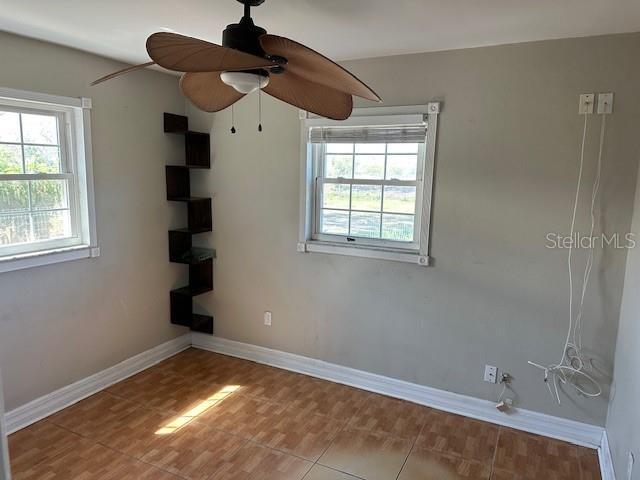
[
  {"xmin": 188, "ymin": 32, "xmax": 640, "ymax": 425},
  {"xmin": 607, "ymin": 163, "xmax": 640, "ymax": 477},
  {"xmin": 0, "ymin": 32, "xmax": 187, "ymax": 411},
  {"xmin": 1, "ymin": 28, "xmax": 639, "ymax": 429}
]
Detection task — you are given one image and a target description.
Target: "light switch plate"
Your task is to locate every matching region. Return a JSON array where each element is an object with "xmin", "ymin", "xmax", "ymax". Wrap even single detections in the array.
[
  {"xmin": 264, "ymin": 311, "xmax": 272, "ymax": 326},
  {"xmin": 598, "ymin": 93, "xmax": 614, "ymax": 114},
  {"xmin": 579, "ymin": 94, "xmax": 595, "ymax": 115}
]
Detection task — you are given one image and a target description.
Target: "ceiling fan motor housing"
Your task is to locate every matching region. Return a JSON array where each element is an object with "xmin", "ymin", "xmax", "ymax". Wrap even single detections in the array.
[
  {"xmin": 236, "ymin": 0, "xmax": 266, "ymax": 5},
  {"xmin": 223, "ymin": 20, "xmax": 266, "ymax": 57}
]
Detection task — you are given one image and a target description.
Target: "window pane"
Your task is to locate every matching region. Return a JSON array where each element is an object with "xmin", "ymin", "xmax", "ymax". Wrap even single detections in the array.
[
  {"xmin": 321, "ymin": 209, "xmax": 349, "ymax": 235},
  {"xmin": 351, "ymin": 185, "xmax": 381, "ymax": 212},
  {"xmin": 0, "ymin": 144, "xmax": 23, "ymax": 174},
  {"xmin": 354, "ymin": 155, "xmax": 384, "ymax": 179},
  {"xmin": 383, "ymin": 186, "xmax": 416, "ymax": 214},
  {"xmin": 355, "ymin": 143, "xmax": 385, "ymax": 154},
  {"xmin": 386, "ymin": 155, "xmax": 417, "ymax": 180},
  {"xmin": 382, "ymin": 214, "xmax": 414, "ymax": 241},
  {"xmin": 322, "ymin": 183, "xmax": 350, "ymax": 209},
  {"xmin": 31, "ymin": 180, "xmax": 69, "ymax": 210},
  {"xmin": 0, "ymin": 180, "xmax": 29, "ymax": 212},
  {"xmin": 0, "ymin": 112, "xmax": 21, "ymax": 143},
  {"xmin": 21, "ymin": 113, "xmax": 59, "ymax": 145},
  {"xmin": 325, "ymin": 155, "xmax": 353, "ymax": 178},
  {"xmin": 326, "ymin": 143, "xmax": 353, "ymax": 154},
  {"xmin": 0, "ymin": 213, "xmax": 30, "ymax": 246},
  {"xmin": 350, "ymin": 212, "xmax": 381, "ymax": 238},
  {"xmin": 24, "ymin": 145, "xmax": 61, "ymax": 173},
  {"xmin": 387, "ymin": 143, "xmax": 419, "ymax": 154},
  {"xmin": 32, "ymin": 210, "xmax": 72, "ymax": 240}
]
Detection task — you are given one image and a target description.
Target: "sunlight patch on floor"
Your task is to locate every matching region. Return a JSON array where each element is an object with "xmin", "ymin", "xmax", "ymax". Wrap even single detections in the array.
[{"xmin": 155, "ymin": 385, "xmax": 241, "ymax": 435}]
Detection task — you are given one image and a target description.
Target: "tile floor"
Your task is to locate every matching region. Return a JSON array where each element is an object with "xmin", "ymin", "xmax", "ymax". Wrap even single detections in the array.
[{"xmin": 9, "ymin": 348, "xmax": 601, "ymax": 479}]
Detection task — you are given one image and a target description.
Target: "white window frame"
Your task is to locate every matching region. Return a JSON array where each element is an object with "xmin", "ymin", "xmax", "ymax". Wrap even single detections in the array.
[
  {"xmin": 0, "ymin": 87, "xmax": 99, "ymax": 273},
  {"xmin": 298, "ymin": 103, "xmax": 440, "ymax": 266}
]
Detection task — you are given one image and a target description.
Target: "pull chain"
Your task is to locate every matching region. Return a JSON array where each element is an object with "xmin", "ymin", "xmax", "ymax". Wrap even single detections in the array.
[
  {"xmin": 230, "ymin": 104, "xmax": 236, "ymax": 134},
  {"xmin": 258, "ymin": 79, "xmax": 263, "ymax": 132}
]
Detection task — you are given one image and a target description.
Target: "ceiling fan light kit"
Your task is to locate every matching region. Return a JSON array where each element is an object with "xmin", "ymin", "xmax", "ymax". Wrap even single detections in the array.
[
  {"xmin": 92, "ymin": 0, "xmax": 381, "ymax": 121},
  {"xmin": 220, "ymin": 71, "xmax": 269, "ymax": 94}
]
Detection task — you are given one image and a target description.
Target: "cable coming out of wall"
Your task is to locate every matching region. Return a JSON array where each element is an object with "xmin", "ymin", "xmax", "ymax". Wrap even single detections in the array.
[{"xmin": 528, "ymin": 106, "xmax": 608, "ymax": 405}]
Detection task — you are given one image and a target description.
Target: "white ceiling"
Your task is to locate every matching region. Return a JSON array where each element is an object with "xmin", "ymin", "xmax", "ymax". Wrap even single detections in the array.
[{"xmin": 1, "ymin": 0, "xmax": 640, "ymax": 65}]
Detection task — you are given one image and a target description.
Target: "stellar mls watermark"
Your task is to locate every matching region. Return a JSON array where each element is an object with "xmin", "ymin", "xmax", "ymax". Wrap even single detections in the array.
[{"xmin": 546, "ymin": 233, "xmax": 636, "ymax": 249}]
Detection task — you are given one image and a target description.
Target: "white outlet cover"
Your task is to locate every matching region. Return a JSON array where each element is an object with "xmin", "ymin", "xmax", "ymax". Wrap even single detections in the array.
[
  {"xmin": 598, "ymin": 93, "xmax": 614, "ymax": 114},
  {"xmin": 484, "ymin": 365, "xmax": 498, "ymax": 383},
  {"xmin": 264, "ymin": 311, "xmax": 272, "ymax": 326},
  {"xmin": 579, "ymin": 93, "xmax": 595, "ymax": 115}
]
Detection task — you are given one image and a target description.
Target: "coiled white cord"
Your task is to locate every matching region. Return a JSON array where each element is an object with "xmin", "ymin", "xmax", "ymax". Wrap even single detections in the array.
[{"xmin": 529, "ymin": 113, "xmax": 606, "ymax": 405}]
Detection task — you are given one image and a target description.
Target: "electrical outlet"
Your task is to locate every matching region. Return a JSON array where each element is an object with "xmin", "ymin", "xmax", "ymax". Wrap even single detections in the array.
[
  {"xmin": 627, "ymin": 452, "xmax": 635, "ymax": 480},
  {"xmin": 484, "ymin": 365, "xmax": 498, "ymax": 383},
  {"xmin": 598, "ymin": 93, "xmax": 614, "ymax": 114},
  {"xmin": 263, "ymin": 311, "xmax": 272, "ymax": 326},
  {"xmin": 579, "ymin": 94, "xmax": 595, "ymax": 115}
]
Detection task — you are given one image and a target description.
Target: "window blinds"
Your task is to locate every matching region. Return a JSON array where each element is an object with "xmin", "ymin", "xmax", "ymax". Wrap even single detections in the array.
[{"xmin": 309, "ymin": 124, "xmax": 427, "ymax": 144}]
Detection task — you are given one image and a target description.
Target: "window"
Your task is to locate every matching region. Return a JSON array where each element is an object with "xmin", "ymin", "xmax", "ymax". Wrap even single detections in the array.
[
  {"xmin": 0, "ymin": 88, "xmax": 97, "ymax": 272},
  {"xmin": 299, "ymin": 105, "xmax": 439, "ymax": 265}
]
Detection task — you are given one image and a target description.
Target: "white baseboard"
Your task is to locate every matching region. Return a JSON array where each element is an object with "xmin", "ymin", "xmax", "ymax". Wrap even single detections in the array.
[
  {"xmin": 598, "ymin": 431, "xmax": 617, "ymax": 480},
  {"xmin": 191, "ymin": 333, "xmax": 604, "ymax": 449},
  {"xmin": 4, "ymin": 334, "xmax": 191, "ymax": 434}
]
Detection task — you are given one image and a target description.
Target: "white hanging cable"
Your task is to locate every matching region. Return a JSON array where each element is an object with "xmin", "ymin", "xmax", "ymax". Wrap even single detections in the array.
[{"xmin": 529, "ymin": 112, "xmax": 606, "ymax": 405}]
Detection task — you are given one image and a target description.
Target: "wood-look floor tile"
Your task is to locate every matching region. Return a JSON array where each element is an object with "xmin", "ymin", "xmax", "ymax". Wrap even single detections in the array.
[
  {"xmin": 273, "ymin": 374, "xmax": 334, "ymax": 406},
  {"xmin": 48, "ymin": 391, "xmax": 139, "ymax": 438},
  {"xmin": 578, "ymin": 447, "xmax": 602, "ymax": 480},
  {"xmin": 348, "ymin": 393, "xmax": 429, "ymax": 440},
  {"xmin": 140, "ymin": 420, "xmax": 247, "ymax": 480},
  {"xmin": 208, "ymin": 442, "xmax": 313, "ymax": 480},
  {"xmin": 112, "ymin": 371, "xmax": 231, "ymax": 415},
  {"xmin": 186, "ymin": 358, "xmax": 259, "ymax": 386},
  {"xmin": 252, "ymin": 406, "xmax": 345, "ymax": 461},
  {"xmin": 416, "ymin": 409, "xmax": 499, "ymax": 465},
  {"xmin": 289, "ymin": 382, "xmax": 371, "ymax": 421},
  {"xmin": 154, "ymin": 347, "xmax": 221, "ymax": 373},
  {"xmin": 95, "ymin": 405, "xmax": 190, "ymax": 458},
  {"xmin": 195, "ymin": 393, "xmax": 288, "ymax": 439},
  {"xmin": 10, "ymin": 422, "xmax": 179, "ymax": 480},
  {"xmin": 148, "ymin": 348, "xmax": 238, "ymax": 382},
  {"xmin": 490, "ymin": 468, "xmax": 521, "ymax": 479},
  {"xmin": 493, "ymin": 428, "xmax": 580, "ymax": 479},
  {"xmin": 9, "ymin": 421, "xmax": 85, "ymax": 474},
  {"xmin": 398, "ymin": 448, "xmax": 491, "ymax": 479},
  {"xmin": 303, "ymin": 464, "xmax": 362, "ymax": 480},
  {"xmin": 236, "ymin": 368, "xmax": 321, "ymax": 404},
  {"xmin": 318, "ymin": 428, "xmax": 413, "ymax": 480},
  {"xmin": 106, "ymin": 367, "xmax": 190, "ymax": 404}
]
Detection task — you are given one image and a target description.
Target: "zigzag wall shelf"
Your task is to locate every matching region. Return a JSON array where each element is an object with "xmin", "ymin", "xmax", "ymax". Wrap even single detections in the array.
[{"xmin": 164, "ymin": 113, "xmax": 214, "ymax": 334}]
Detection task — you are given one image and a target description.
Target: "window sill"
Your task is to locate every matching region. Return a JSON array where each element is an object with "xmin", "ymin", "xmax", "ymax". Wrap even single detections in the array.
[
  {"xmin": 0, "ymin": 245, "xmax": 100, "ymax": 274},
  {"xmin": 298, "ymin": 241, "xmax": 430, "ymax": 266}
]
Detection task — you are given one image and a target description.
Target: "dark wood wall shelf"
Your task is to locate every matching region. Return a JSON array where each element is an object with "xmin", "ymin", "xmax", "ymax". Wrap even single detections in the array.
[{"xmin": 165, "ymin": 112, "xmax": 214, "ymax": 335}]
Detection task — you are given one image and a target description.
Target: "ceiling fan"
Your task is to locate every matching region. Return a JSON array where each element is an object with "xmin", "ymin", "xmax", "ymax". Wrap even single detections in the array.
[{"xmin": 92, "ymin": 0, "xmax": 382, "ymax": 121}]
